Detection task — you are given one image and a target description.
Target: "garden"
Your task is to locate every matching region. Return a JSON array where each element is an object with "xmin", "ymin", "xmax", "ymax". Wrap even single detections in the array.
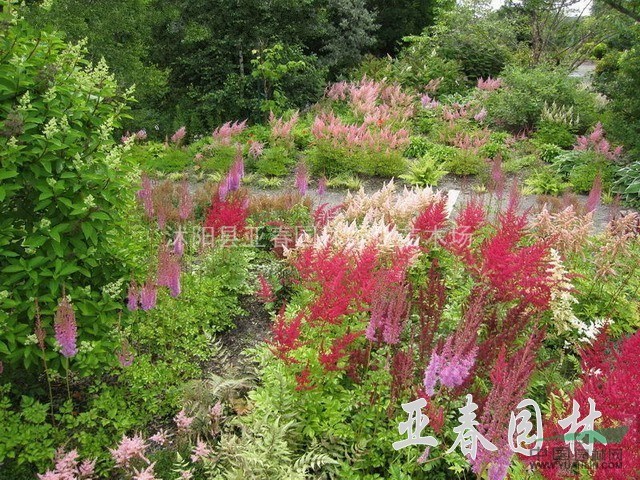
[{"xmin": 1, "ymin": 0, "xmax": 639, "ymax": 479}]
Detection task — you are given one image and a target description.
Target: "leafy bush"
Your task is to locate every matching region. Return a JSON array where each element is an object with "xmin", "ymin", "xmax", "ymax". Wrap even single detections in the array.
[
  {"xmin": 445, "ymin": 148, "xmax": 488, "ymax": 176},
  {"xmin": 485, "ymin": 65, "xmax": 597, "ymax": 132},
  {"xmin": 533, "ymin": 120, "xmax": 577, "ymax": 148},
  {"xmin": 253, "ymin": 146, "xmax": 297, "ymax": 177},
  {"xmin": 326, "ymin": 174, "xmax": 363, "ymax": 190},
  {"xmin": 0, "ymin": 6, "xmax": 137, "ymax": 376},
  {"xmin": 503, "ymin": 154, "xmax": 539, "ymax": 174},
  {"xmin": 552, "ymin": 150, "xmax": 615, "ymax": 193}
]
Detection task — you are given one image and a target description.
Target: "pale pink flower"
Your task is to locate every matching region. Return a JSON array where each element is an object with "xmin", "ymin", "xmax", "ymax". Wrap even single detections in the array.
[
  {"xmin": 171, "ymin": 126, "xmax": 186, "ymax": 145},
  {"xmin": 248, "ymin": 140, "xmax": 264, "ymax": 158},
  {"xmin": 132, "ymin": 463, "xmax": 157, "ymax": 480},
  {"xmin": 127, "ymin": 281, "xmax": 139, "ymax": 311},
  {"xmin": 78, "ymin": 459, "xmax": 96, "ymax": 478},
  {"xmin": 317, "ymin": 176, "xmax": 327, "ymax": 196},
  {"xmin": 212, "ymin": 120, "xmax": 247, "ymax": 145},
  {"xmin": 190, "ymin": 439, "xmax": 212, "ymax": 463},
  {"xmin": 109, "ymin": 434, "xmax": 149, "ymax": 469},
  {"xmin": 149, "ymin": 429, "xmax": 172, "ymax": 446},
  {"xmin": 179, "ymin": 470, "xmax": 194, "ymax": 480},
  {"xmin": 477, "ymin": 76, "xmax": 502, "ymax": 91},
  {"xmin": 140, "ymin": 281, "xmax": 157, "ymax": 311},
  {"xmin": 174, "ymin": 409, "xmax": 194, "ymax": 432},
  {"xmin": 173, "ymin": 230, "xmax": 185, "ymax": 257},
  {"xmin": 474, "ymin": 108, "xmax": 487, "ymax": 122}
]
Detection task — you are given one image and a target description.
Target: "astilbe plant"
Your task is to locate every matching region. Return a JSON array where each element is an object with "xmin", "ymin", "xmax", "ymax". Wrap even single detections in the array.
[
  {"xmin": 203, "ymin": 190, "xmax": 249, "ymax": 240},
  {"xmin": 212, "ymin": 120, "xmax": 247, "ymax": 146},
  {"xmin": 269, "ymin": 111, "xmax": 299, "ymax": 143},
  {"xmin": 171, "ymin": 126, "xmax": 186, "ymax": 145},
  {"xmin": 37, "ymin": 449, "xmax": 95, "ymax": 480},
  {"xmin": 574, "ymin": 122, "xmax": 623, "ymax": 160},
  {"xmin": 477, "ymin": 76, "xmax": 503, "ymax": 92},
  {"xmin": 528, "ymin": 331, "xmax": 640, "ymax": 479},
  {"xmin": 54, "ymin": 295, "xmax": 77, "ymax": 358}
]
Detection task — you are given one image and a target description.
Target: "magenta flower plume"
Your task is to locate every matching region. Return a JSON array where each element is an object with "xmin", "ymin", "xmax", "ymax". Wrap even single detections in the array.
[
  {"xmin": 422, "ymin": 337, "xmax": 478, "ymax": 396},
  {"xmin": 140, "ymin": 281, "xmax": 157, "ymax": 311},
  {"xmin": 157, "ymin": 245, "xmax": 181, "ymax": 298},
  {"xmin": 137, "ymin": 175, "xmax": 154, "ymax": 218},
  {"xmin": 585, "ymin": 173, "xmax": 602, "ymax": 213},
  {"xmin": 173, "ymin": 230, "xmax": 185, "ymax": 257},
  {"xmin": 54, "ymin": 296, "xmax": 77, "ymax": 358},
  {"xmin": 127, "ymin": 281, "xmax": 139, "ymax": 311},
  {"xmin": 317, "ymin": 176, "xmax": 327, "ymax": 196},
  {"xmin": 295, "ymin": 164, "xmax": 309, "ymax": 196}
]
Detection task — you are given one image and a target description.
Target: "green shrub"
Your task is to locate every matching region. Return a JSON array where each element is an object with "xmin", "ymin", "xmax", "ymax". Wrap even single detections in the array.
[
  {"xmin": 485, "ymin": 65, "xmax": 597, "ymax": 132},
  {"xmin": 308, "ymin": 143, "xmax": 405, "ymax": 178},
  {"xmin": 326, "ymin": 175, "xmax": 363, "ymax": 190},
  {"xmin": 404, "ymin": 135, "xmax": 433, "ymax": 159},
  {"xmin": 503, "ymin": 154, "xmax": 539, "ymax": 174},
  {"xmin": 445, "ymin": 148, "xmax": 488, "ymax": 176},
  {"xmin": 536, "ymin": 142, "xmax": 564, "ymax": 163},
  {"xmin": 0, "ymin": 6, "xmax": 138, "ymax": 376},
  {"xmin": 552, "ymin": 150, "xmax": 615, "ymax": 193},
  {"xmin": 256, "ymin": 176, "xmax": 285, "ymax": 189},
  {"xmin": 254, "ymin": 146, "xmax": 297, "ymax": 177},
  {"xmin": 533, "ymin": 120, "xmax": 576, "ymax": 149}
]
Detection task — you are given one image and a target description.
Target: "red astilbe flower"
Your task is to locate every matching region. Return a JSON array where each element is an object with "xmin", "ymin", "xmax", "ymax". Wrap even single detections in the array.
[
  {"xmin": 267, "ymin": 306, "xmax": 305, "ymax": 364},
  {"xmin": 318, "ymin": 331, "xmax": 364, "ymax": 372},
  {"xmin": 529, "ymin": 331, "xmax": 640, "ymax": 480},
  {"xmin": 312, "ymin": 203, "xmax": 343, "ymax": 229},
  {"xmin": 412, "ymin": 197, "xmax": 449, "ymax": 243},
  {"xmin": 415, "ymin": 259, "xmax": 447, "ymax": 365},
  {"xmin": 203, "ymin": 190, "xmax": 248, "ymax": 239},
  {"xmin": 54, "ymin": 295, "xmax": 77, "ymax": 358},
  {"xmin": 440, "ymin": 198, "xmax": 486, "ymax": 264},
  {"xmin": 390, "ymin": 349, "xmax": 415, "ymax": 402},
  {"xmin": 295, "ymin": 365, "xmax": 314, "ymax": 391},
  {"xmin": 256, "ymin": 274, "xmax": 275, "ymax": 303},
  {"xmin": 478, "ymin": 208, "xmax": 553, "ymax": 310},
  {"xmin": 472, "ymin": 330, "xmax": 544, "ymax": 480}
]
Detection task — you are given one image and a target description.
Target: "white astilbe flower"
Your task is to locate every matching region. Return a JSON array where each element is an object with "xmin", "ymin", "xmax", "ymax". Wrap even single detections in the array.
[
  {"xmin": 340, "ymin": 179, "xmax": 458, "ymax": 227},
  {"xmin": 547, "ymin": 248, "xmax": 580, "ymax": 334},
  {"xmin": 292, "ymin": 213, "xmax": 420, "ymax": 260}
]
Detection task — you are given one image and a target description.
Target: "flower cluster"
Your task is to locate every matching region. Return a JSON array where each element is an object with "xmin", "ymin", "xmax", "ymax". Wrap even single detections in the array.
[
  {"xmin": 212, "ymin": 120, "xmax": 247, "ymax": 145},
  {"xmin": 574, "ymin": 122, "xmax": 623, "ymax": 160}
]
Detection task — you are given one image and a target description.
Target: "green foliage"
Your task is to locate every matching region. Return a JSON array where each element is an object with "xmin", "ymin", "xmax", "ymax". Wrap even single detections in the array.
[
  {"xmin": 523, "ymin": 167, "xmax": 569, "ymax": 195},
  {"xmin": 253, "ymin": 146, "xmax": 297, "ymax": 177},
  {"xmin": 533, "ymin": 120, "xmax": 577, "ymax": 149},
  {"xmin": 552, "ymin": 150, "xmax": 615, "ymax": 193},
  {"xmin": 308, "ymin": 143, "xmax": 406, "ymax": 177},
  {"xmin": 404, "ymin": 135, "xmax": 433, "ymax": 158},
  {"xmin": 615, "ymin": 160, "xmax": 640, "ymax": 206},
  {"xmin": 251, "ymin": 43, "xmax": 328, "ymax": 116},
  {"xmin": 444, "ymin": 148, "xmax": 488, "ymax": 176},
  {"xmin": 326, "ymin": 174, "xmax": 364, "ymax": 190},
  {"xmin": 503, "ymin": 154, "xmax": 538, "ymax": 174},
  {"xmin": 485, "ymin": 65, "xmax": 598, "ymax": 132},
  {"xmin": 400, "ymin": 155, "xmax": 449, "ymax": 186},
  {"xmin": 256, "ymin": 176, "xmax": 286, "ymax": 189},
  {"xmin": 536, "ymin": 142, "xmax": 564, "ymax": 163},
  {"xmin": 0, "ymin": 5, "xmax": 137, "ymax": 376},
  {"xmin": 127, "ymin": 143, "xmax": 194, "ymax": 174}
]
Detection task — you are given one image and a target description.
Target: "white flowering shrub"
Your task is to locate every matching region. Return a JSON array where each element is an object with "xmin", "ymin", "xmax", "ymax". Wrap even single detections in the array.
[{"xmin": 0, "ymin": 2, "xmax": 138, "ymax": 375}]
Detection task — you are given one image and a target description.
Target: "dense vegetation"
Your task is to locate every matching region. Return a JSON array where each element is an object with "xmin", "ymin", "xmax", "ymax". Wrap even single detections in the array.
[{"xmin": 1, "ymin": 0, "xmax": 639, "ymax": 479}]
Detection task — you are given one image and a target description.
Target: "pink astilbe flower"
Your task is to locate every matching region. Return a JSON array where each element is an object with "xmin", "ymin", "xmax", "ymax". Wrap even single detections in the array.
[
  {"xmin": 390, "ymin": 349, "xmax": 415, "ymax": 401},
  {"xmin": 490, "ymin": 156, "xmax": 506, "ymax": 197},
  {"xmin": 174, "ymin": 409, "xmax": 195, "ymax": 432},
  {"xmin": 574, "ymin": 122, "xmax": 622, "ymax": 160},
  {"xmin": 109, "ymin": 434, "xmax": 149, "ymax": 469},
  {"xmin": 365, "ymin": 271, "xmax": 410, "ymax": 344},
  {"xmin": 135, "ymin": 129, "xmax": 147, "ymax": 141},
  {"xmin": 171, "ymin": 126, "xmax": 186, "ymax": 145},
  {"xmin": 425, "ymin": 78, "xmax": 442, "ymax": 92},
  {"xmin": 421, "ymin": 93, "xmax": 440, "ymax": 109},
  {"xmin": 149, "ymin": 429, "xmax": 172, "ymax": 446},
  {"xmin": 248, "ymin": 139, "xmax": 264, "ymax": 158},
  {"xmin": 317, "ymin": 176, "xmax": 327, "ymax": 195},
  {"xmin": 178, "ymin": 181, "xmax": 193, "ymax": 221},
  {"xmin": 54, "ymin": 296, "xmax": 77, "ymax": 358},
  {"xmin": 326, "ymin": 81, "xmax": 349, "ymax": 100},
  {"xmin": 173, "ymin": 230, "xmax": 185, "ymax": 257},
  {"xmin": 127, "ymin": 281, "xmax": 139, "ymax": 311},
  {"xmin": 136, "ymin": 175, "xmax": 155, "ymax": 219},
  {"xmin": 116, "ymin": 339, "xmax": 134, "ymax": 367},
  {"xmin": 423, "ymin": 338, "xmax": 478, "ymax": 396},
  {"xmin": 212, "ymin": 120, "xmax": 247, "ymax": 145},
  {"xmin": 140, "ymin": 280, "xmax": 157, "ymax": 311},
  {"xmin": 585, "ymin": 173, "xmax": 602, "ymax": 213},
  {"xmin": 269, "ymin": 111, "xmax": 299, "ymax": 140},
  {"xmin": 132, "ymin": 463, "xmax": 157, "ymax": 480},
  {"xmin": 121, "ymin": 131, "xmax": 131, "ymax": 144},
  {"xmin": 474, "ymin": 108, "xmax": 488, "ymax": 122},
  {"xmin": 256, "ymin": 274, "xmax": 275, "ymax": 303},
  {"xmin": 78, "ymin": 459, "xmax": 96, "ymax": 478},
  {"xmin": 157, "ymin": 244, "xmax": 181, "ymax": 298},
  {"xmin": 477, "ymin": 76, "xmax": 502, "ymax": 91},
  {"xmin": 179, "ymin": 470, "xmax": 194, "ymax": 480},
  {"xmin": 473, "ymin": 332, "xmax": 543, "ymax": 479},
  {"xmin": 190, "ymin": 439, "xmax": 213, "ymax": 463},
  {"xmin": 295, "ymin": 163, "xmax": 309, "ymax": 196}
]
